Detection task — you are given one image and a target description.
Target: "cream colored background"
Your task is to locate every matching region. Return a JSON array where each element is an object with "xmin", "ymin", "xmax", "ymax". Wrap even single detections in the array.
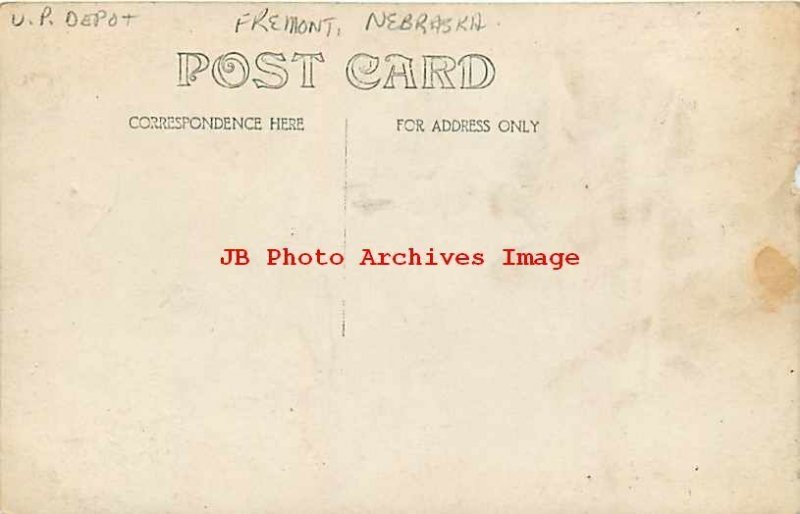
[{"xmin": 1, "ymin": 3, "xmax": 798, "ymax": 513}]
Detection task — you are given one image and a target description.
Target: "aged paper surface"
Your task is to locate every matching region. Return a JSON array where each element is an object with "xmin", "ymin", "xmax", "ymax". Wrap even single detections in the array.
[{"xmin": 1, "ymin": 2, "xmax": 798, "ymax": 512}]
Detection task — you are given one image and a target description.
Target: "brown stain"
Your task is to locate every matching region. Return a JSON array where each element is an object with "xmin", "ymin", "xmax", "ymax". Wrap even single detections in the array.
[{"xmin": 754, "ymin": 246, "xmax": 798, "ymax": 307}]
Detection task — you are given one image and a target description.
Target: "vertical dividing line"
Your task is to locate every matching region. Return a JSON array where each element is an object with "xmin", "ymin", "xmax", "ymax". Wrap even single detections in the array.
[
  {"xmin": 343, "ymin": 118, "xmax": 349, "ymax": 253},
  {"xmin": 341, "ymin": 299, "xmax": 346, "ymax": 339},
  {"xmin": 341, "ymin": 118, "xmax": 349, "ymax": 338}
]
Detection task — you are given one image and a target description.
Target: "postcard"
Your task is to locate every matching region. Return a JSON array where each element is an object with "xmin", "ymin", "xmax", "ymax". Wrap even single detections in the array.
[{"xmin": 1, "ymin": 3, "xmax": 798, "ymax": 512}]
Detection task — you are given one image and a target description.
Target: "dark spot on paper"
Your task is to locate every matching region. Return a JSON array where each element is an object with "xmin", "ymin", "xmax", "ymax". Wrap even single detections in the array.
[
  {"xmin": 694, "ymin": 465, "xmax": 699, "ymax": 471},
  {"xmin": 754, "ymin": 246, "xmax": 798, "ymax": 307},
  {"xmin": 612, "ymin": 206, "xmax": 628, "ymax": 224},
  {"xmin": 353, "ymin": 197, "xmax": 392, "ymax": 214},
  {"xmin": 21, "ymin": 72, "xmax": 55, "ymax": 87}
]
